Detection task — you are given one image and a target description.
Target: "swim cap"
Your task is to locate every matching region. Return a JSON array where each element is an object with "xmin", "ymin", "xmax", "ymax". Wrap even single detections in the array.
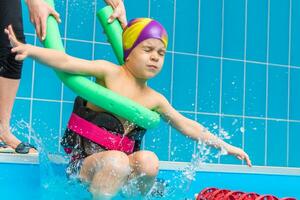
[{"xmin": 122, "ymin": 18, "xmax": 168, "ymax": 61}]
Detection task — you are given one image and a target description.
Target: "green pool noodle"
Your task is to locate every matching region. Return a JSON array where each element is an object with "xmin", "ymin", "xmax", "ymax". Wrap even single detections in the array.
[
  {"xmin": 97, "ymin": 6, "xmax": 124, "ymax": 65},
  {"xmin": 42, "ymin": 0, "xmax": 160, "ymax": 129}
]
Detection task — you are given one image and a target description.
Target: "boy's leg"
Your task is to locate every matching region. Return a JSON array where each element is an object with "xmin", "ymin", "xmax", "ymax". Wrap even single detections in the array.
[
  {"xmin": 124, "ymin": 150, "xmax": 159, "ymax": 196},
  {"xmin": 79, "ymin": 150, "xmax": 131, "ymax": 199}
]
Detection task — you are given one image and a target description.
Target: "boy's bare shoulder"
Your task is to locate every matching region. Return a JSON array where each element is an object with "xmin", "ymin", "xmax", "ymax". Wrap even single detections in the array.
[
  {"xmin": 146, "ymin": 88, "xmax": 169, "ymax": 107},
  {"xmin": 146, "ymin": 89, "xmax": 175, "ymax": 115}
]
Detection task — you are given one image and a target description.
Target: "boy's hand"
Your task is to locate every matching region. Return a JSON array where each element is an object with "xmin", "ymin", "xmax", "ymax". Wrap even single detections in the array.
[
  {"xmin": 226, "ymin": 144, "xmax": 252, "ymax": 167},
  {"xmin": 105, "ymin": 0, "xmax": 127, "ymax": 28},
  {"xmin": 4, "ymin": 25, "xmax": 29, "ymax": 61},
  {"xmin": 26, "ymin": 0, "xmax": 61, "ymax": 41}
]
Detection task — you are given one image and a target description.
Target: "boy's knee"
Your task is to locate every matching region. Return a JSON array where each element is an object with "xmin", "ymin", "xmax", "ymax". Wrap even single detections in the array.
[
  {"xmin": 133, "ymin": 151, "xmax": 159, "ymax": 177},
  {"xmin": 101, "ymin": 151, "xmax": 131, "ymax": 175}
]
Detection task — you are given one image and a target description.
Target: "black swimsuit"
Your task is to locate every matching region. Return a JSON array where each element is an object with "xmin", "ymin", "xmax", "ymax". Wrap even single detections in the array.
[{"xmin": 0, "ymin": 0, "xmax": 26, "ymax": 79}]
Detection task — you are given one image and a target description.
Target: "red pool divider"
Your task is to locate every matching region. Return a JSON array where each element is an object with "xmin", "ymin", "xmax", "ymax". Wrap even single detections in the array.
[
  {"xmin": 210, "ymin": 189, "xmax": 230, "ymax": 199},
  {"xmin": 255, "ymin": 195, "xmax": 279, "ymax": 200},
  {"xmin": 238, "ymin": 192, "xmax": 260, "ymax": 200},
  {"xmin": 197, "ymin": 187, "xmax": 218, "ymax": 200},
  {"xmin": 224, "ymin": 191, "xmax": 245, "ymax": 200},
  {"xmin": 196, "ymin": 187, "xmax": 296, "ymax": 200}
]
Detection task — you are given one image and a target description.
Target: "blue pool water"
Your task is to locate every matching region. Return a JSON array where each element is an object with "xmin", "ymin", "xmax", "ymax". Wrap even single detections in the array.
[{"xmin": 1, "ymin": 161, "xmax": 299, "ymax": 200}]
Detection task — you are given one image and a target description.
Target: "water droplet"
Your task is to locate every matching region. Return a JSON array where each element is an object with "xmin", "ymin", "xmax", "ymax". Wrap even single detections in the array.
[{"xmin": 240, "ymin": 127, "xmax": 245, "ymax": 133}]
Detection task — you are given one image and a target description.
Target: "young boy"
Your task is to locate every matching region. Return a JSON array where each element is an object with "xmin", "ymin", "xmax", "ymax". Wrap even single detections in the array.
[{"xmin": 5, "ymin": 18, "xmax": 251, "ymax": 199}]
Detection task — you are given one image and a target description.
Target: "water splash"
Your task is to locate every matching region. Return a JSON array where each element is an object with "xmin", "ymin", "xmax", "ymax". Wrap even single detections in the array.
[
  {"xmin": 159, "ymin": 141, "xmax": 220, "ymax": 200},
  {"xmin": 147, "ymin": 125, "xmax": 234, "ymax": 200},
  {"xmin": 9, "ymin": 118, "xmax": 237, "ymax": 200},
  {"xmin": 11, "ymin": 119, "xmax": 90, "ymax": 199}
]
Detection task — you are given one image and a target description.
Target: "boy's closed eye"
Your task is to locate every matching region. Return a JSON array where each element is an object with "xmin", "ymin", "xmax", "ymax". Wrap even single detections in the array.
[
  {"xmin": 143, "ymin": 46, "xmax": 166, "ymax": 56},
  {"xmin": 158, "ymin": 49, "xmax": 166, "ymax": 56},
  {"xmin": 143, "ymin": 46, "xmax": 153, "ymax": 52}
]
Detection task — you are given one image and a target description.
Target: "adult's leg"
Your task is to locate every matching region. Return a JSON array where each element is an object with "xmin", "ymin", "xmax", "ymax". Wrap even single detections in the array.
[
  {"xmin": 79, "ymin": 150, "xmax": 131, "ymax": 200},
  {"xmin": 0, "ymin": 77, "xmax": 21, "ymax": 148},
  {"xmin": 0, "ymin": 77, "xmax": 36, "ymax": 153},
  {"xmin": 0, "ymin": 0, "xmax": 36, "ymax": 153}
]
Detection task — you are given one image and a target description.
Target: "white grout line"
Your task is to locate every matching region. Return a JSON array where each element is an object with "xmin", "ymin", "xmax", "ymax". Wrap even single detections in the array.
[
  {"xmin": 194, "ymin": 0, "xmax": 201, "ymax": 155},
  {"xmin": 241, "ymin": 0, "xmax": 248, "ymax": 165},
  {"xmin": 23, "ymin": 31, "xmax": 300, "ymax": 70},
  {"xmin": 159, "ymin": 161, "xmax": 300, "ymax": 176},
  {"xmin": 168, "ymin": 0, "xmax": 177, "ymax": 161},
  {"xmin": 15, "ymin": 97, "xmax": 300, "ymax": 123},
  {"xmin": 61, "ymin": 37, "xmax": 110, "ymax": 45},
  {"xmin": 142, "ymin": 0, "xmax": 152, "ymax": 150},
  {"xmin": 57, "ymin": 0, "xmax": 69, "ymax": 154},
  {"xmin": 218, "ymin": 0, "xmax": 225, "ymax": 164},
  {"xmin": 286, "ymin": 0, "xmax": 292, "ymax": 167},
  {"xmin": 15, "ymin": 96, "xmax": 73, "ymax": 103},
  {"xmin": 24, "ymin": 33, "xmax": 36, "ymax": 37},
  {"xmin": 265, "ymin": 0, "xmax": 271, "ymax": 166},
  {"xmin": 57, "ymin": 74, "xmax": 64, "ymax": 153},
  {"xmin": 15, "ymin": 91, "xmax": 300, "ymax": 124},
  {"xmin": 63, "ymin": 0, "xmax": 69, "ymax": 48},
  {"xmin": 92, "ymin": 0, "xmax": 97, "ymax": 61},
  {"xmin": 178, "ymin": 110, "xmax": 300, "ymax": 123},
  {"xmin": 28, "ymin": 35, "xmax": 38, "ymax": 143},
  {"xmin": 148, "ymin": 0, "xmax": 151, "ymax": 17},
  {"xmin": 90, "ymin": 1, "xmax": 97, "ymax": 81}
]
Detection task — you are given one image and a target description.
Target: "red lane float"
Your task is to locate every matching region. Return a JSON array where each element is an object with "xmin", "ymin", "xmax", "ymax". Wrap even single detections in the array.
[{"xmin": 196, "ymin": 187, "xmax": 296, "ymax": 200}]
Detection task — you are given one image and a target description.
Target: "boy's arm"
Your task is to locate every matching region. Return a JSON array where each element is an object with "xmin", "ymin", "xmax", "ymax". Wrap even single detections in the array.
[
  {"xmin": 5, "ymin": 25, "xmax": 115, "ymax": 78},
  {"xmin": 156, "ymin": 94, "xmax": 252, "ymax": 167}
]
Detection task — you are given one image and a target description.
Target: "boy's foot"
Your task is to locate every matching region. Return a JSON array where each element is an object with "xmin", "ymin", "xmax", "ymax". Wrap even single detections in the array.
[{"xmin": 149, "ymin": 178, "xmax": 169, "ymax": 197}]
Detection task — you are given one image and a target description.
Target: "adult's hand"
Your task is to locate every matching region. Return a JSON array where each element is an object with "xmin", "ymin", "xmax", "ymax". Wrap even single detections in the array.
[
  {"xmin": 105, "ymin": 0, "xmax": 127, "ymax": 28},
  {"xmin": 25, "ymin": 0, "xmax": 61, "ymax": 41}
]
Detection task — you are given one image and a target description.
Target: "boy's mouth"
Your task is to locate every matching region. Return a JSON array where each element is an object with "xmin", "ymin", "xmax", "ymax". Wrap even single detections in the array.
[{"xmin": 147, "ymin": 65, "xmax": 158, "ymax": 70}]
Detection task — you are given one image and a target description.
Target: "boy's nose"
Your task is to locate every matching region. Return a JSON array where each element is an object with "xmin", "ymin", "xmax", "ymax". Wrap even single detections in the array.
[{"xmin": 150, "ymin": 53, "xmax": 159, "ymax": 61}]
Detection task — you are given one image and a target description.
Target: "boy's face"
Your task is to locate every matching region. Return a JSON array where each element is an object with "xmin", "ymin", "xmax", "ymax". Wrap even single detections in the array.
[{"xmin": 125, "ymin": 38, "xmax": 166, "ymax": 79}]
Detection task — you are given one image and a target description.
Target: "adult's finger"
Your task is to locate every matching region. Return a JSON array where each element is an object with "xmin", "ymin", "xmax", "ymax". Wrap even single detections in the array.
[
  {"xmin": 108, "ymin": 9, "xmax": 120, "ymax": 23},
  {"xmin": 119, "ymin": 15, "xmax": 127, "ymax": 28},
  {"xmin": 41, "ymin": 15, "xmax": 47, "ymax": 40},
  {"xmin": 34, "ymin": 17, "xmax": 42, "ymax": 40},
  {"xmin": 108, "ymin": 7, "xmax": 127, "ymax": 28},
  {"xmin": 30, "ymin": 16, "xmax": 34, "ymax": 24},
  {"xmin": 50, "ymin": 9, "xmax": 61, "ymax": 23}
]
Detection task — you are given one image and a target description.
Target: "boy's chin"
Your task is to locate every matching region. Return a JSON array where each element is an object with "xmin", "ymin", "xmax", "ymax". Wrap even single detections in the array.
[
  {"xmin": 135, "ymin": 71, "xmax": 158, "ymax": 80},
  {"xmin": 143, "ymin": 72, "xmax": 158, "ymax": 79}
]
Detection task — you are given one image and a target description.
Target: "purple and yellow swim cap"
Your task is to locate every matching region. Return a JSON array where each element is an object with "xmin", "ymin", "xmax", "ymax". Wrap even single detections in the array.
[{"xmin": 122, "ymin": 18, "xmax": 168, "ymax": 61}]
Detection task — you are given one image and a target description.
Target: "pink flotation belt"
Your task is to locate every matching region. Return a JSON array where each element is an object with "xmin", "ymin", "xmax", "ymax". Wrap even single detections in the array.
[{"xmin": 67, "ymin": 113, "xmax": 135, "ymax": 154}]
